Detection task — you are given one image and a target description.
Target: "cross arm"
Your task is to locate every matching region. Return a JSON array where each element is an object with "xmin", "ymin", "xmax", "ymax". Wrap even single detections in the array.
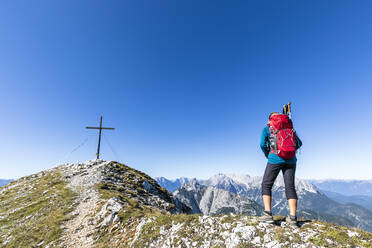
[
  {"xmin": 86, "ymin": 126, "xmax": 99, "ymax": 129},
  {"xmin": 86, "ymin": 127, "xmax": 115, "ymax": 130}
]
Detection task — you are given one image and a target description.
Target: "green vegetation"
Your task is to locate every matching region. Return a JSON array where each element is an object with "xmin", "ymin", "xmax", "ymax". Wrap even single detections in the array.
[
  {"xmin": 274, "ymin": 227, "xmax": 290, "ymax": 243},
  {"xmin": 0, "ymin": 171, "xmax": 76, "ymax": 248},
  {"xmin": 220, "ymin": 213, "xmax": 245, "ymax": 224},
  {"xmin": 93, "ymin": 161, "xmax": 185, "ymax": 247},
  {"xmin": 308, "ymin": 223, "xmax": 372, "ymax": 248}
]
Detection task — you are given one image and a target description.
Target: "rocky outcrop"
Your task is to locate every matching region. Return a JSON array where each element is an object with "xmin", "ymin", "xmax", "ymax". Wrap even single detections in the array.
[{"xmin": 132, "ymin": 213, "xmax": 372, "ymax": 248}]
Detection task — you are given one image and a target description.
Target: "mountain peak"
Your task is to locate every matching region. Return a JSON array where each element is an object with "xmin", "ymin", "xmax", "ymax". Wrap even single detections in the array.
[
  {"xmin": 1, "ymin": 162, "xmax": 371, "ymax": 248},
  {"xmin": 0, "ymin": 160, "xmax": 190, "ymax": 247},
  {"xmin": 182, "ymin": 178, "xmax": 200, "ymax": 190}
]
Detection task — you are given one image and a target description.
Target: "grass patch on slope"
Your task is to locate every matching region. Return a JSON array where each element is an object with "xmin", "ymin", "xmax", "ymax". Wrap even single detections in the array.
[
  {"xmin": 0, "ymin": 171, "xmax": 76, "ymax": 247},
  {"xmin": 94, "ymin": 161, "xmax": 170, "ymax": 247},
  {"xmin": 93, "ymin": 161, "xmax": 194, "ymax": 247},
  {"xmin": 308, "ymin": 223, "xmax": 372, "ymax": 248}
]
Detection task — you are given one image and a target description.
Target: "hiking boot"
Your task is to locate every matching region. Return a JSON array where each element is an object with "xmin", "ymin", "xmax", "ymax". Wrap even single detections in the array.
[
  {"xmin": 257, "ymin": 211, "xmax": 274, "ymax": 224},
  {"xmin": 285, "ymin": 215, "xmax": 298, "ymax": 227}
]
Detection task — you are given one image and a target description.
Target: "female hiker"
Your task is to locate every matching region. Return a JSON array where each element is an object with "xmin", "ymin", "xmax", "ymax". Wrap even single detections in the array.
[{"xmin": 258, "ymin": 112, "xmax": 302, "ymax": 226}]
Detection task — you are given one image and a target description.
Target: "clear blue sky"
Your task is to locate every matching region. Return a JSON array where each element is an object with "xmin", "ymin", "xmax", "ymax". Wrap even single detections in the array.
[{"xmin": 0, "ymin": 1, "xmax": 371, "ymax": 180}]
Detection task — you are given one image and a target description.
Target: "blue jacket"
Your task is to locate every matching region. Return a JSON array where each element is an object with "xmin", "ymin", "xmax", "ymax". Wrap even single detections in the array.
[{"xmin": 260, "ymin": 126, "xmax": 302, "ymax": 164}]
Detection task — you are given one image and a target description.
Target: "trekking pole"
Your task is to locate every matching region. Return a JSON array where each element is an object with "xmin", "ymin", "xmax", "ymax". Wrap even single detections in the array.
[
  {"xmin": 282, "ymin": 104, "xmax": 287, "ymax": 116},
  {"xmin": 282, "ymin": 102, "xmax": 292, "ymax": 119},
  {"xmin": 287, "ymin": 102, "xmax": 292, "ymax": 119}
]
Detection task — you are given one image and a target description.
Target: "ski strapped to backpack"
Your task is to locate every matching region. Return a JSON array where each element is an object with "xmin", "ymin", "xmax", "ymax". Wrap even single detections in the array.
[{"xmin": 268, "ymin": 103, "xmax": 296, "ymax": 159}]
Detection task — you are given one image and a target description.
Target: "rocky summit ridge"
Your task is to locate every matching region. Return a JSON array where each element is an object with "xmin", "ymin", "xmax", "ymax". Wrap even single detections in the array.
[{"xmin": 0, "ymin": 160, "xmax": 371, "ymax": 248}]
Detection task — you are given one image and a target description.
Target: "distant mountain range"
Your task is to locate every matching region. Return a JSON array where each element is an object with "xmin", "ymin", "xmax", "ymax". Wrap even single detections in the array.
[
  {"xmin": 155, "ymin": 177, "xmax": 192, "ymax": 193},
  {"xmin": 309, "ymin": 179, "xmax": 372, "ymax": 211},
  {"xmin": 319, "ymin": 190, "xmax": 372, "ymax": 211},
  {"xmin": 173, "ymin": 179, "xmax": 263, "ymax": 216},
  {"xmin": 156, "ymin": 174, "xmax": 372, "ymax": 232},
  {"xmin": 156, "ymin": 176, "xmax": 372, "ymax": 211},
  {"xmin": 309, "ymin": 179, "xmax": 372, "ymax": 197},
  {"xmin": 0, "ymin": 179, "xmax": 13, "ymax": 187}
]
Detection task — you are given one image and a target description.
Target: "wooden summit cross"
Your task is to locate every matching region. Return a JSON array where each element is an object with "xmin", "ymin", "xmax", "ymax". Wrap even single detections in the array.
[{"xmin": 86, "ymin": 116, "xmax": 115, "ymax": 159}]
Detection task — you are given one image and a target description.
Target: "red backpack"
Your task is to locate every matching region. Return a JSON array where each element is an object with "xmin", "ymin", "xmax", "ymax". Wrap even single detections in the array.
[{"xmin": 268, "ymin": 114, "xmax": 296, "ymax": 159}]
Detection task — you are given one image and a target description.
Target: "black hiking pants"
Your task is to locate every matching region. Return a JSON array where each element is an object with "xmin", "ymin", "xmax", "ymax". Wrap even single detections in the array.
[{"xmin": 261, "ymin": 163, "xmax": 298, "ymax": 200}]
